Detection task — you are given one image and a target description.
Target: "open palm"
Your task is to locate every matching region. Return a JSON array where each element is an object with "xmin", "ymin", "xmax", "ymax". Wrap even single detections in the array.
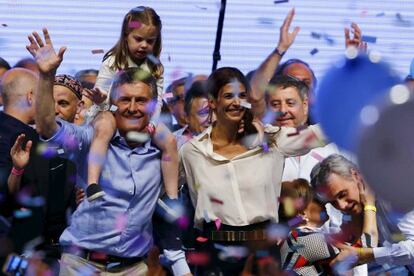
[
  {"xmin": 10, "ymin": 134, "xmax": 32, "ymax": 170},
  {"xmin": 26, "ymin": 28, "xmax": 66, "ymax": 74}
]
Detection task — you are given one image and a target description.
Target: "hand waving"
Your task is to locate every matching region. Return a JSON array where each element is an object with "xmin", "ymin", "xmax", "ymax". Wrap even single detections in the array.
[
  {"xmin": 10, "ymin": 134, "xmax": 32, "ymax": 170},
  {"xmin": 83, "ymin": 87, "xmax": 108, "ymax": 105},
  {"xmin": 277, "ymin": 8, "xmax": 300, "ymax": 52},
  {"xmin": 344, "ymin": 22, "xmax": 367, "ymax": 52},
  {"xmin": 26, "ymin": 28, "xmax": 66, "ymax": 74}
]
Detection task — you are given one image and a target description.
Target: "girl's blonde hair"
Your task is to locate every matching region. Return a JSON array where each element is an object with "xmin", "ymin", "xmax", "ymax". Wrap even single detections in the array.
[{"xmin": 104, "ymin": 6, "xmax": 164, "ymax": 79}]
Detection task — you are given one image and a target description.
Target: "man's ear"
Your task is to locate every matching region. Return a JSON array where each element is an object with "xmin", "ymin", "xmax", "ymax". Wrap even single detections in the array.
[
  {"xmin": 76, "ymin": 100, "xmax": 84, "ymax": 115},
  {"xmin": 27, "ymin": 89, "xmax": 34, "ymax": 105}
]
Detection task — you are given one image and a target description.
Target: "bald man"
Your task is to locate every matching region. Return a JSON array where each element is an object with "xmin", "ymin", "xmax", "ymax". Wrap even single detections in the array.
[{"xmin": 0, "ymin": 68, "xmax": 45, "ymax": 256}]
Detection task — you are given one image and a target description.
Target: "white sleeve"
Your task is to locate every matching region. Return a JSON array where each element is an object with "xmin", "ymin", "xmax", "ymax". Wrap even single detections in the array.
[
  {"xmin": 95, "ymin": 56, "xmax": 117, "ymax": 99},
  {"xmin": 151, "ymin": 74, "xmax": 164, "ymax": 123},
  {"xmin": 374, "ymin": 241, "xmax": 414, "ymax": 266},
  {"xmin": 274, "ymin": 124, "xmax": 328, "ymax": 157}
]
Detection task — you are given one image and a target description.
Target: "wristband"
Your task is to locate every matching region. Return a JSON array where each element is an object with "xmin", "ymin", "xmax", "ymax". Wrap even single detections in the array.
[
  {"xmin": 274, "ymin": 48, "xmax": 286, "ymax": 57},
  {"xmin": 11, "ymin": 167, "xmax": 24, "ymax": 176},
  {"xmin": 146, "ymin": 122, "xmax": 157, "ymax": 136},
  {"xmin": 364, "ymin": 205, "xmax": 377, "ymax": 213},
  {"xmin": 357, "ymin": 247, "xmax": 363, "ymax": 258}
]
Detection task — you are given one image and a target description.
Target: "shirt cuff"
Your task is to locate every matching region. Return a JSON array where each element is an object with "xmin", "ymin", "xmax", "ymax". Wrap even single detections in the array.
[
  {"xmin": 163, "ymin": 249, "xmax": 190, "ymax": 276},
  {"xmin": 373, "ymin": 246, "xmax": 392, "ymax": 264}
]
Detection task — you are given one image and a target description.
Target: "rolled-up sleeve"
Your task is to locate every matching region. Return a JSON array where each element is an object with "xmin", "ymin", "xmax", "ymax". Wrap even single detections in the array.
[{"xmin": 40, "ymin": 118, "xmax": 93, "ymax": 161}]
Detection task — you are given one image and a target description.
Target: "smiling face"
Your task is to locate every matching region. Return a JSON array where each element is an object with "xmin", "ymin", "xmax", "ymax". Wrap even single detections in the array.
[
  {"xmin": 267, "ymin": 85, "xmax": 308, "ymax": 127},
  {"xmin": 210, "ymin": 82, "xmax": 247, "ymax": 125},
  {"xmin": 126, "ymin": 23, "xmax": 158, "ymax": 62},
  {"xmin": 323, "ymin": 172, "xmax": 362, "ymax": 215},
  {"xmin": 112, "ymin": 82, "xmax": 153, "ymax": 137}
]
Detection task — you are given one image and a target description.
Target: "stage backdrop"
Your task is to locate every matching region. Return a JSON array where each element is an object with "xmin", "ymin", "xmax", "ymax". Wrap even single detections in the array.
[{"xmin": 0, "ymin": 0, "xmax": 413, "ymax": 87}]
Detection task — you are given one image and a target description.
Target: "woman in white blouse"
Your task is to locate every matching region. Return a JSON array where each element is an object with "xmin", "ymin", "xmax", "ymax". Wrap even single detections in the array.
[{"xmin": 179, "ymin": 67, "xmax": 327, "ymax": 274}]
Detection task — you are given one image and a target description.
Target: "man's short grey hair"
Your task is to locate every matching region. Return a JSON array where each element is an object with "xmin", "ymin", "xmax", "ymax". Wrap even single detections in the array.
[{"xmin": 310, "ymin": 154, "xmax": 358, "ymax": 189}]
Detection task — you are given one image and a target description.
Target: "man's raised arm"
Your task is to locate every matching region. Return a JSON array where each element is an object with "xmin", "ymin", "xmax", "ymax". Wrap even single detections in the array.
[{"xmin": 26, "ymin": 28, "xmax": 66, "ymax": 138}]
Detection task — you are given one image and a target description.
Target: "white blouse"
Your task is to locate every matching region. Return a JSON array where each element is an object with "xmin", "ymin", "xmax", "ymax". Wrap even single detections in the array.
[{"xmin": 179, "ymin": 124, "xmax": 327, "ymax": 229}]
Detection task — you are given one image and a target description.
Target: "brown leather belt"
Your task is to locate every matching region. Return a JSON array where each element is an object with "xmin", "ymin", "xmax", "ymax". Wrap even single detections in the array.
[{"xmin": 210, "ymin": 229, "xmax": 267, "ymax": 242}]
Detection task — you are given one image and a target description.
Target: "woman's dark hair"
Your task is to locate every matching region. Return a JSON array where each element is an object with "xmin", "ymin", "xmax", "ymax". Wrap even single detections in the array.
[
  {"xmin": 206, "ymin": 67, "xmax": 256, "ymax": 135},
  {"xmin": 206, "ymin": 67, "xmax": 251, "ymax": 100}
]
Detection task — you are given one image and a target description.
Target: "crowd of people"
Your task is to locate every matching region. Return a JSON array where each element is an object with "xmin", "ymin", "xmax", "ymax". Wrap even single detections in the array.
[{"xmin": 0, "ymin": 5, "xmax": 413, "ymax": 276}]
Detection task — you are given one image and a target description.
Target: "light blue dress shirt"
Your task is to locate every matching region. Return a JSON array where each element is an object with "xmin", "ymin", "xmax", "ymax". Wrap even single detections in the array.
[{"xmin": 44, "ymin": 119, "xmax": 162, "ymax": 258}]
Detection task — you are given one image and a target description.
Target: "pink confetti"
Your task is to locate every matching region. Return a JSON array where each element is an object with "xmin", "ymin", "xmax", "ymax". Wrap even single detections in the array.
[
  {"xmin": 162, "ymin": 155, "xmax": 172, "ymax": 162},
  {"xmin": 310, "ymin": 151, "xmax": 324, "ymax": 162},
  {"xmin": 214, "ymin": 218, "xmax": 221, "ymax": 230},
  {"xmin": 187, "ymin": 252, "xmax": 210, "ymax": 266},
  {"xmin": 210, "ymin": 197, "xmax": 224, "ymax": 205},
  {"xmin": 196, "ymin": 236, "xmax": 208, "ymax": 243},
  {"xmin": 91, "ymin": 49, "xmax": 104, "ymax": 54},
  {"xmin": 115, "ymin": 213, "xmax": 128, "ymax": 232},
  {"xmin": 128, "ymin": 20, "xmax": 141, "ymax": 29}
]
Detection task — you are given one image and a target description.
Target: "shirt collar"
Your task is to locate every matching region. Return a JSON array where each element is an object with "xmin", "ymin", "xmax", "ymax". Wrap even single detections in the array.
[
  {"xmin": 112, "ymin": 130, "xmax": 155, "ymax": 154},
  {"xmin": 189, "ymin": 125, "xmax": 264, "ymax": 161}
]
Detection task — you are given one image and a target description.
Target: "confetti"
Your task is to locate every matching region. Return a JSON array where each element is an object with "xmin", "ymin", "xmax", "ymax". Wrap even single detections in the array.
[
  {"xmin": 203, "ymin": 209, "xmax": 210, "ymax": 223},
  {"xmin": 194, "ymin": 5, "xmax": 207, "ymax": 10},
  {"xmin": 262, "ymin": 142, "xmax": 269, "ymax": 153},
  {"xmin": 168, "ymin": 53, "xmax": 171, "ymax": 62},
  {"xmin": 274, "ymin": 0, "xmax": 289, "ymax": 3},
  {"xmin": 214, "ymin": 218, "xmax": 221, "ymax": 230},
  {"xmin": 257, "ymin": 17, "xmax": 274, "ymax": 26},
  {"xmin": 310, "ymin": 32, "xmax": 322, "ymax": 39},
  {"xmin": 240, "ymin": 101, "xmax": 251, "ymax": 109},
  {"xmin": 361, "ymin": 35, "xmax": 377, "ymax": 43},
  {"xmin": 186, "ymin": 252, "xmax": 210, "ymax": 266},
  {"xmin": 109, "ymin": 105, "xmax": 118, "ymax": 112},
  {"xmin": 209, "ymin": 197, "xmax": 224, "ymax": 205},
  {"xmin": 128, "ymin": 20, "xmax": 141, "ymax": 29},
  {"xmin": 310, "ymin": 48, "xmax": 319, "ymax": 55},
  {"xmin": 147, "ymin": 54, "xmax": 161, "ymax": 65},
  {"xmin": 266, "ymin": 223, "xmax": 289, "ymax": 241},
  {"xmin": 323, "ymin": 34, "xmax": 335, "ymax": 45},
  {"xmin": 126, "ymin": 131, "xmax": 150, "ymax": 143},
  {"xmin": 13, "ymin": 208, "xmax": 32, "ymax": 219},
  {"xmin": 91, "ymin": 49, "xmax": 104, "ymax": 54},
  {"xmin": 115, "ymin": 213, "xmax": 128, "ymax": 232},
  {"xmin": 287, "ymin": 125, "xmax": 307, "ymax": 137},
  {"xmin": 375, "ymin": 12, "xmax": 385, "ymax": 17},
  {"xmin": 1, "ymin": 24, "xmax": 8, "ymax": 27},
  {"xmin": 196, "ymin": 236, "xmax": 208, "ymax": 243},
  {"xmin": 162, "ymin": 155, "xmax": 172, "ymax": 162},
  {"xmin": 288, "ymin": 216, "xmax": 304, "ymax": 227},
  {"xmin": 310, "ymin": 151, "xmax": 324, "ymax": 162},
  {"xmin": 57, "ymin": 148, "xmax": 65, "ymax": 155},
  {"xmin": 395, "ymin": 13, "xmax": 412, "ymax": 27}
]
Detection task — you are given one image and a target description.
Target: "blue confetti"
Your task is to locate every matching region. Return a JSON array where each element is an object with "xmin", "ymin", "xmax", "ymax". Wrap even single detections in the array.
[
  {"xmin": 274, "ymin": 0, "xmax": 289, "ymax": 3},
  {"xmin": 310, "ymin": 48, "xmax": 319, "ymax": 55},
  {"xmin": 362, "ymin": 35, "xmax": 377, "ymax": 43},
  {"xmin": 375, "ymin": 12, "xmax": 385, "ymax": 17},
  {"xmin": 310, "ymin": 32, "xmax": 322, "ymax": 39}
]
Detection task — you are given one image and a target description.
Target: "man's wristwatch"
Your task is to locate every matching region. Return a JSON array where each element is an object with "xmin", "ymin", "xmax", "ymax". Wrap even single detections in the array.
[{"xmin": 274, "ymin": 48, "xmax": 286, "ymax": 57}]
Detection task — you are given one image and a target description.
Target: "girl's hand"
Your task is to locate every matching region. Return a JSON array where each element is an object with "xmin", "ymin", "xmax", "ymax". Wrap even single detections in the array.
[
  {"xmin": 10, "ymin": 134, "xmax": 32, "ymax": 170},
  {"xmin": 84, "ymin": 87, "xmax": 108, "ymax": 105}
]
